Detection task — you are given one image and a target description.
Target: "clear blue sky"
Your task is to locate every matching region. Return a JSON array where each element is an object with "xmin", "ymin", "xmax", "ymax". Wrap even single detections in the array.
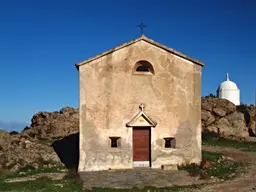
[{"xmin": 0, "ymin": 0, "xmax": 255, "ymax": 131}]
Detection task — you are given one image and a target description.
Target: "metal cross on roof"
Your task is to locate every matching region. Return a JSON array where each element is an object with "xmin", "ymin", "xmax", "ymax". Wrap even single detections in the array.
[{"xmin": 137, "ymin": 22, "xmax": 147, "ymax": 35}]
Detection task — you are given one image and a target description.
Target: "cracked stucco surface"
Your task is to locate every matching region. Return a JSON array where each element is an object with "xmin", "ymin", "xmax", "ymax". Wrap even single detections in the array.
[{"xmin": 78, "ymin": 40, "xmax": 203, "ymax": 172}]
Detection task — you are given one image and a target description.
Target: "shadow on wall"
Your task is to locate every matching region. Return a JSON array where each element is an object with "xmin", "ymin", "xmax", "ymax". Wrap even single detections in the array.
[{"xmin": 51, "ymin": 133, "xmax": 79, "ymax": 173}]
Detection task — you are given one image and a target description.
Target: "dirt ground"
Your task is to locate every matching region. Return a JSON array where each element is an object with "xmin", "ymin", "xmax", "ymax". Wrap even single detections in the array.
[{"xmin": 186, "ymin": 146, "xmax": 256, "ymax": 192}]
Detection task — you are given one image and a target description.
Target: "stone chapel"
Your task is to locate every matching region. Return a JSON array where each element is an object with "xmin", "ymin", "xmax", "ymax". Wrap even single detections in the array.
[{"xmin": 75, "ymin": 35, "xmax": 205, "ymax": 172}]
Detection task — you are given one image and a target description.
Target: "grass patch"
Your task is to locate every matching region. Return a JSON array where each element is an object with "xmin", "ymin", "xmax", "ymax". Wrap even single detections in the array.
[
  {"xmin": 37, "ymin": 137, "xmax": 55, "ymax": 144},
  {"xmin": 205, "ymin": 162, "xmax": 242, "ymax": 180},
  {"xmin": 202, "ymin": 151, "xmax": 221, "ymax": 162},
  {"xmin": 0, "ymin": 178, "xmax": 83, "ymax": 192},
  {"xmin": 202, "ymin": 131, "xmax": 256, "ymax": 152},
  {"xmin": 0, "ymin": 169, "xmax": 11, "ymax": 180},
  {"xmin": 0, "ymin": 178, "xmax": 201, "ymax": 192},
  {"xmin": 203, "ymin": 151, "xmax": 243, "ymax": 180},
  {"xmin": 2, "ymin": 165, "xmax": 67, "ymax": 179},
  {"xmin": 91, "ymin": 185, "xmax": 201, "ymax": 192},
  {"xmin": 179, "ymin": 150, "xmax": 243, "ymax": 180}
]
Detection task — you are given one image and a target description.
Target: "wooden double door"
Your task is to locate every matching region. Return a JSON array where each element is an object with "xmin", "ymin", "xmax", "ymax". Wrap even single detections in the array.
[{"xmin": 132, "ymin": 127, "xmax": 151, "ymax": 166}]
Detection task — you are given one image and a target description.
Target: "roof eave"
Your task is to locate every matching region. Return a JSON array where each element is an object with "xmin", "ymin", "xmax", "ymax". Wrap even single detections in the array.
[
  {"xmin": 144, "ymin": 38, "xmax": 205, "ymax": 66},
  {"xmin": 75, "ymin": 36, "xmax": 142, "ymax": 70},
  {"xmin": 75, "ymin": 35, "xmax": 205, "ymax": 70}
]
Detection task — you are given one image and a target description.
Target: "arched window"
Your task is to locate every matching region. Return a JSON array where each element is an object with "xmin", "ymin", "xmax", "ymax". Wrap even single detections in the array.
[{"xmin": 133, "ymin": 60, "xmax": 155, "ymax": 75}]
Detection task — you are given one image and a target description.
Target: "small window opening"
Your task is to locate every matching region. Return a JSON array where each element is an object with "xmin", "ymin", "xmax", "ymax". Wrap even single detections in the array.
[
  {"xmin": 136, "ymin": 64, "xmax": 150, "ymax": 72},
  {"xmin": 164, "ymin": 137, "xmax": 176, "ymax": 148},
  {"xmin": 133, "ymin": 60, "xmax": 154, "ymax": 75},
  {"xmin": 109, "ymin": 137, "xmax": 120, "ymax": 148}
]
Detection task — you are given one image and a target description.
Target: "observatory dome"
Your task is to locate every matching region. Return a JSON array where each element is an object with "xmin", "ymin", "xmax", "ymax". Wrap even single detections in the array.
[
  {"xmin": 217, "ymin": 73, "xmax": 240, "ymax": 105},
  {"xmin": 218, "ymin": 79, "xmax": 238, "ymax": 90}
]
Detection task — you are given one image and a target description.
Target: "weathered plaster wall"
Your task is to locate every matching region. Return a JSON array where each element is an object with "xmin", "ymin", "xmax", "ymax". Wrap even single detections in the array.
[{"xmin": 78, "ymin": 40, "xmax": 202, "ymax": 172}]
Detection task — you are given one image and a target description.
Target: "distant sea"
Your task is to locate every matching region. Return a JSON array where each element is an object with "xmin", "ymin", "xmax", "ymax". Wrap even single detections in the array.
[{"xmin": 0, "ymin": 121, "xmax": 29, "ymax": 133}]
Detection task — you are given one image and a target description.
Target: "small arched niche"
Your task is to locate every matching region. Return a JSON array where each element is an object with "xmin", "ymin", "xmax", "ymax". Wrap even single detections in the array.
[{"xmin": 132, "ymin": 60, "xmax": 155, "ymax": 75}]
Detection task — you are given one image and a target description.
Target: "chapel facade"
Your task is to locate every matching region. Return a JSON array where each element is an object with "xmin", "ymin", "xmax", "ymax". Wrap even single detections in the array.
[{"xmin": 76, "ymin": 35, "xmax": 205, "ymax": 172}]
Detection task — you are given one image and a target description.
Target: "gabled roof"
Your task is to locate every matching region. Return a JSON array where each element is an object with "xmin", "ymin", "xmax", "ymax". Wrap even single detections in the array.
[{"xmin": 75, "ymin": 35, "xmax": 205, "ymax": 70}]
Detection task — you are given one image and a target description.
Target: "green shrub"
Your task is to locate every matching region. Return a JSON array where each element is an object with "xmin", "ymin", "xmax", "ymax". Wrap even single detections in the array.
[
  {"xmin": 178, "ymin": 151, "xmax": 242, "ymax": 180},
  {"xmin": 9, "ymin": 131, "xmax": 19, "ymax": 135},
  {"xmin": 202, "ymin": 135, "xmax": 256, "ymax": 152},
  {"xmin": 0, "ymin": 169, "xmax": 9, "ymax": 180},
  {"xmin": 202, "ymin": 151, "xmax": 221, "ymax": 163},
  {"xmin": 202, "ymin": 130, "xmax": 220, "ymax": 141}
]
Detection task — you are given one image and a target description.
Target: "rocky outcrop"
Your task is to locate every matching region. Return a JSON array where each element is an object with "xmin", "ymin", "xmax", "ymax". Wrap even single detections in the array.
[
  {"xmin": 22, "ymin": 107, "xmax": 79, "ymax": 140},
  {"xmin": 0, "ymin": 131, "xmax": 61, "ymax": 172},
  {"xmin": 0, "ymin": 107, "xmax": 79, "ymax": 172},
  {"xmin": 201, "ymin": 97, "xmax": 249, "ymax": 138}
]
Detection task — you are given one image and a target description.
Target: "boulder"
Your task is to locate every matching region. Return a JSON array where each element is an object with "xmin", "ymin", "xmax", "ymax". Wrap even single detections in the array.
[
  {"xmin": 201, "ymin": 97, "xmax": 236, "ymax": 115},
  {"xmin": 22, "ymin": 107, "xmax": 79, "ymax": 140},
  {"xmin": 201, "ymin": 111, "xmax": 215, "ymax": 127},
  {"xmin": 213, "ymin": 107, "xmax": 226, "ymax": 117},
  {"xmin": 201, "ymin": 97, "xmax": 249, "ymax": 138}
]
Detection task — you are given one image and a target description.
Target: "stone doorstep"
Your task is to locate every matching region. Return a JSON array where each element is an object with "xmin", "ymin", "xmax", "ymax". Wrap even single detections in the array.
[
  {"xmin": 161, "ymin": 164, "xmax": 178, "ymax": 171},
  {"xmin": 133, "ymin": 161, "xmax": 150, "ymax": 167}
]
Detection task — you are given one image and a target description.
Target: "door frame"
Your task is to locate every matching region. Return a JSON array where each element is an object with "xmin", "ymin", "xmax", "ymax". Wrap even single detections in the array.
[{"xmin": 132, "ymin": 126, "xmax": 151, "ymax": 167}]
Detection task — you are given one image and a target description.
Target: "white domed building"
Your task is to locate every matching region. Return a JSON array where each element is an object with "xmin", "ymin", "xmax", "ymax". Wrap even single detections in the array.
[{"xmin": 217, "ymin": 73, "xmax": 240, "ymax": 105}]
